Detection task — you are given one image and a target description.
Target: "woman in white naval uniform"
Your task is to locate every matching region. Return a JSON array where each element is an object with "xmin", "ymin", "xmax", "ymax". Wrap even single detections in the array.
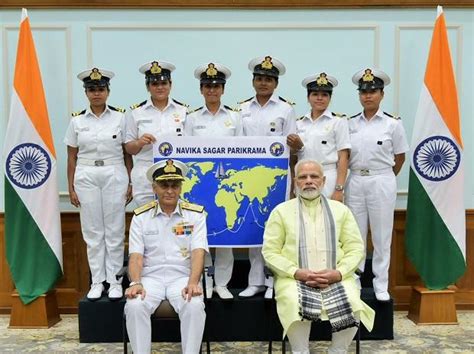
[
  {"xmin": 64, "ymin": 68, "xmax": 132, "ymax": 300},
  {"xmin": 345, "ymin": 68, "xmax": 409, "ymax": 301},
  {"xmin": 184, "ymin": 63, "xmax": 243, "ymax": 300},
  {"xmin": 238, "ymin": 56, "xmax": 296, "ymax": 299},
  {"xmin": 286, "ymin": 72, "xmax": 350, "ymax": 202},
  {"xmin": 125, "ymin": 60, "xmax": 187, "ymax": 207}
]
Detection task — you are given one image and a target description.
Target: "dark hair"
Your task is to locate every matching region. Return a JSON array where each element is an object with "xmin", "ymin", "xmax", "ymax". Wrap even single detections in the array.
[
  {"xmin": 307, "ymin": 90, "xmax": 332, "ymax": 98},
  {"xmin": 253, "ymin": 74, "xmax": 278, "ymax": 84},
  {"xmin": 200, "ymin": 83, "xmax": 225, "ymax": 89}
]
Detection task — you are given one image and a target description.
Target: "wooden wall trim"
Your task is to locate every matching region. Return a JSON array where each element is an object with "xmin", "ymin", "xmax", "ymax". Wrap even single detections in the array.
[
  {"xmin": 0, "ymin": 210, "xmax": 473, "ymax": 313},
  {"xmin": 0, "ymin": 0, "xmax": 473, "ymax": 9}
]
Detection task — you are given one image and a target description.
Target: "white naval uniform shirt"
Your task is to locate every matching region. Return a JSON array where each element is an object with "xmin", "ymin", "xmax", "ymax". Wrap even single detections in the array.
[
  {"xmin": 64, "ymin": 105, "xmax": 126, "ymax": 161},
  {"xmin": 239, "ymin": 93, "xmax": 296, "ymax": 137},
  {"xmin": 348, "ymin": 109, "xmax": 409, "ymax": 170},
  {"xmin": 125, "ymin": 98, "xmax": 187, "ymax": 163},
  {"xmin": 296, "ymin": 109, "xmax": 351, "ymax": 165},
  {"xmin": 129, "ymin": 202, "xmax": 209, "ymax": 279},
  {"xmin": 184, "ymin": 104, "xmax": 243, "ymax": 137}
]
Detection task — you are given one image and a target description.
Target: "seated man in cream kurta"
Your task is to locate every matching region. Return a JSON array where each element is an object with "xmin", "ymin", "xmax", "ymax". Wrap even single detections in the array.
[{"xmin": 262, "ymin": 159, "xmax": 375, "ymax": 354}]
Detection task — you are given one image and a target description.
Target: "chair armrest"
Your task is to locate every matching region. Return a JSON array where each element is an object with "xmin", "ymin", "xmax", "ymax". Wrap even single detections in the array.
[
  {"xmin": 264, "ymin": 265, "xmax": 274, "ymax": 279},
  {"xmin": 116, "ymin": 266, "xmax": 127, "ymax": 281},
  {"xmin": 205, "ymin": 265, "xmax": 215, "ymax": 277}
]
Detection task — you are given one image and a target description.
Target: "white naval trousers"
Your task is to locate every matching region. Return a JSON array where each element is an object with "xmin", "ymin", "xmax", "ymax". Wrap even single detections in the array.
[
  {"xmin": 322, "ymin": 167, "xmax": 337, "ymax": 198},
  {"xmin": 287, "ymin": 321, "xmax": 359, "ymax": 354},
  {"xmin": 204, "ymin": 248, "xmax": 234, "ymax": 287},
  {"xmin": 130, "ymin": 161, "xmax": 154, "ymax": 207},
  {"xmin": 345, "ymin": 171, "xmax": 397, "ymax": 295},
  {"xmin": 204, "ymin": 248, "xmax": 270, "ymax": 288},
  {"xmin": 74, "ymin": 164, "xmax": 128, "ymax": 284},
  {"xmin": 124, "ymin": 275, "xmax": 206, "ymax": 354}
]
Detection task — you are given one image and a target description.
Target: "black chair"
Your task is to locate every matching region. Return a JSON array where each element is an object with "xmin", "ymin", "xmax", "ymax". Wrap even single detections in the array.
[
  {"xmin": 264, "ymin": 266, "xmax": 360, "ymax": 354},
  {"xmin": 118, "ymin": 266, "xmax": 213, "ymax": 354}
]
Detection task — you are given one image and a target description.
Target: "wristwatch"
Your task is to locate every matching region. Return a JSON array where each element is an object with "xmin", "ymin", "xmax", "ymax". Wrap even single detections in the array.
[
  {"xmin": 129, "ymin": 281, "xmax": 142, "ymax": 287},
  {"xmin": 335, "ymin": 184, "xmax": 344, "ymax": 192}
]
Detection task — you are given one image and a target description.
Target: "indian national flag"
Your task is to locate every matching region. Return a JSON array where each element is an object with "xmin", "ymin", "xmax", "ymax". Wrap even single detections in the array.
[
  {"xmin": 3, "ymin": 9, "xmax": 63, "ymax": 304},
  {"xmin": 405, "ymin": 6, "xmax": 466, "ymax": 290}
]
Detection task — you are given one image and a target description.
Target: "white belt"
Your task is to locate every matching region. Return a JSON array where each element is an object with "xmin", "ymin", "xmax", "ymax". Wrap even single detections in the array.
[
  {"xmin": 322, "ymin": 163, "xmax": 337, "ymax": 171},
  {"xmin": 77, "ymin": 158, "xmax": 123, "ymax": 166},
  {"xmin": 350, "ymin": 167, "xmax": 393, "ymax": 176}
]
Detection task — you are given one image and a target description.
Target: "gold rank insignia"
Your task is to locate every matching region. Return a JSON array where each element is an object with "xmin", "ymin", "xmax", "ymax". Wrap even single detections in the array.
[
  {"xmin": 224, "ymin": 120, "xmax": 233, "ymax": 127},
  {"xmin": 179, "ymin": 247, "xmax": 190, "ymax": 258},
  {"xmin": 150, "ymin": 61, "xmax": 162, "ymax": 74},
  {"xmin": 90, "ymin": 68, "xmax": 102, "ymax": 80},
  {"xmin": 316, "ymin": 72, "xmax": 328, "ymax": 86},
  {"xmin": 133, "ymin": 200, "xmax": 157, "ymax": 216},
  {"xmin": 164, "ymin": 159, "xmax": 177, "ymax": 173},
  {"xmin": 261, "ymin": 56, "xmax": 273, "ymax": 70},
  {"xmin": 180, "ymin": 201, "xmax": 204, "ymax": 213},
  {"xmin": 206, "ymin": 63, "xmax": 218, "ymax": 77},
  {"xmin": 362, "ymin": 68, "xmax": 374, "ymax": 82}
]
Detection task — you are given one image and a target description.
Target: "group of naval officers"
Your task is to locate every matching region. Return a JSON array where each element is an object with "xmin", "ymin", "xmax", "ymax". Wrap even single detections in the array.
[{"xmin": 64, "ymin": 55, "xmax": 408, "ymax": 354}]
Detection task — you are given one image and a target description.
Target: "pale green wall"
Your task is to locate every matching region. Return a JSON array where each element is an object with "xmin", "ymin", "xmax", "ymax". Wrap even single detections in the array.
[{"xmin": 1, "ymin": 8, "xmax": 473, "ymax": 211}]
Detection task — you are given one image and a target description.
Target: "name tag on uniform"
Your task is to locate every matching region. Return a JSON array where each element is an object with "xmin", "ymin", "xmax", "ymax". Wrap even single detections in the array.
[
  {"xmin": 138, "ymin": 119, "xmax": 152, "ymax": 125},
  {"xmin": 195, "ymin": 125, "xmax": 206, "ymax": 130},
  {"xmin": 78, "ymin": 127, "xmax": 90, "ymax": 132},
  {"xmin": 172, "ymin": 222, "xmax": 194, "ymax": 236},
  {"xmin": 242, "ymin": 113, "xmax": 251, "ymax": 118}
]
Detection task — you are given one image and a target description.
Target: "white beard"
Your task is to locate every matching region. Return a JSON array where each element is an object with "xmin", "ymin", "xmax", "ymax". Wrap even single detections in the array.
[{"xmin": 295, "ymin": 186, "xmax": 321, "ymax": 200}]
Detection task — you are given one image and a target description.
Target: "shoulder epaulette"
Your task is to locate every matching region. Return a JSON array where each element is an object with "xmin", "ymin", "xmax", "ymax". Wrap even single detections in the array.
[
  {"xmin": 383, "ymin": 111, "xmax": 401, "ymax": 120},
  {"xmin": 180, "ymin": 201, "xmax": 204, "ymax": 213},
  {"xmin": 172, "ymin": 98, "xmax": 189, "ymax": 108},
  {"xmin": 331, "ymin": 112, "xmax": 347, "ymax": 118},
  {"xmin": 237, "ymin": 97, "xmax": 253, "ymax": 105},
  {"xmin": 350, "ymin": 112, "xmax": 362, "ymax": 119},
  {"xmin": 133, "ymin": 201, "xmax": 157, "ymax": 216},
  {"xmin": 108, "ymin": 105, "xmax": 126, "ymax": 113},
  {"xmin": 71, "ymin": 109, "xmax": 86, "ymax": 117},
  {"xmin": 224, "ymin": 105, "xmax": 241, "ymax": 112},
  {"xmin": 297, "ymin": 115, "xmax": 305, "ymax": 121},
  {"xmin": 130, "ymin": 100, "xmax": 147, "ymax": 110},
  {"xmin": 187, "ymin": 106, "xmax": 203, "ymax": 114},
  {"xmin": 279, "ymin": 96, "xmax": 295, "ymax": 105}
]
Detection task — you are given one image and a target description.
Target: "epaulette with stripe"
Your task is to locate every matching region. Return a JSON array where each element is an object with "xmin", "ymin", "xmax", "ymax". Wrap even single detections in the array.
[
  {"xmin": 237, "ymin": 97, "xmax": 253, "ymax": 105},
  {"xmin": 187, "ymin": 106, "xmax": 203, "ymax": 114},
  {"xmin": 383, "ymin": 111, "xmax": 401, "ymax": 120},
  {"xmin": 71, "ymin": 109, "xmax": 86, "ymax": 117},
  {"xmin": 297, "ymin": 115, "xmax": 305, "ymax": 121},
  {"xmin": 133, "ymin": 200, "xmax": 157, "ymax": 216},
  {"xmin": 279, "ymin": 96, "xmax": 295, "ymax": 105},
  {"xmin": 180, "ymin": 201, "xmax": 204, "ymax": 213},
  {"xmin": 130, "ymin": 100, "xmax": 147, "ymax": 110},
  {"xmin": 331, "ymin": 112, "xmax": 347, "ymax": 118},
  {"xmin": 350, "ymin": 112, "xmax": 362, "ymax": 119},
  {"xmin": 108, "ymin": 105, "xmax": 126, "ymax": 113},
  {"xmin": 224, "ymin": 105, "xmax": 241, "ymax": 112},
  {"xmin": 172, "ymin": 98, "xmax": 189, "ymax": 107}
]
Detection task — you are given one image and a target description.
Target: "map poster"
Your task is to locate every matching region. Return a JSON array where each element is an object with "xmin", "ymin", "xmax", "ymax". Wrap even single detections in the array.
[{"xmin": 153, "ymin": 136, "xmax": 289, "ymax": 247}]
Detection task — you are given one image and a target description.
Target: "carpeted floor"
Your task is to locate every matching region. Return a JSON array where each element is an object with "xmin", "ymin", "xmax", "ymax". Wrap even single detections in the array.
[{"xmin": 0, "ymin": 311, "xmax": 473, "ymax": 353}]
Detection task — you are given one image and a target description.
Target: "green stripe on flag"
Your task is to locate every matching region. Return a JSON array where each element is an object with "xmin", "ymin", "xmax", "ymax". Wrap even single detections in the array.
[
  {"xmin": 4, "ymin": 177, "xmax": 62, "ymax": 304},
  {"xmin": 405, "ymin": 169, "xmax": 465, "ymax": 290}
]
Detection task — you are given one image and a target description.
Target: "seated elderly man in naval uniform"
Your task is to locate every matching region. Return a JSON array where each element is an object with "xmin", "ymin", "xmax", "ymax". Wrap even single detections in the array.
[
  {"xmin": 262, "ymin": 159, "xmax": 375, "ymax": 354},
  {"xmin": 124, "ymin": 159, "xmax": 208, "ymax": 354}
]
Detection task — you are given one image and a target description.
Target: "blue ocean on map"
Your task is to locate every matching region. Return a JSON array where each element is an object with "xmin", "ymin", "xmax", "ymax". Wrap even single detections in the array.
[{"xmin": 177, "ymin": 158, "xmax": 288, "ymax": 247}]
